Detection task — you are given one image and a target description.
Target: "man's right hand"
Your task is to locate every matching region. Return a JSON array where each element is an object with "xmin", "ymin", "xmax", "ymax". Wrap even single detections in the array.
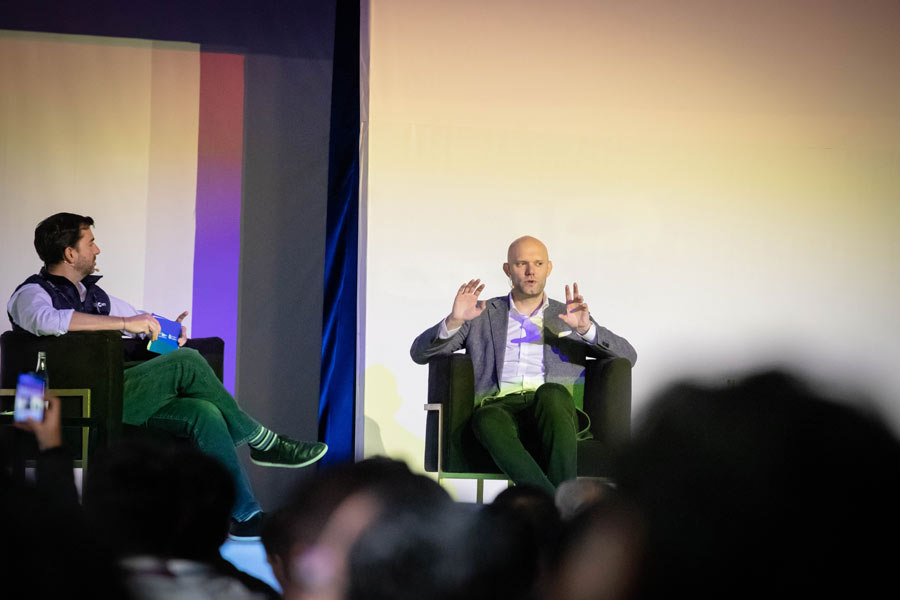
[
  {"xmin": 15, "ymin": 392, "xmax": 62, "ymax": 451},
  {"xmin": 446, "ymin": 279, "xmax": 486, "ymax": 330},
  {"xmin": 123, "ymin": 313, "xmax": 161, "ymax": 341}
]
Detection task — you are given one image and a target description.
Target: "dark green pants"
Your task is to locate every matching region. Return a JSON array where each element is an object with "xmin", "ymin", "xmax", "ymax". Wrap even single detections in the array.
[
  {"xmin": 471, "ymin": 383, "xmax": 577, "ymax": 494},
  {"xmin": 122, "ymin": 348, "xmax": 262, "ymax": 520}
]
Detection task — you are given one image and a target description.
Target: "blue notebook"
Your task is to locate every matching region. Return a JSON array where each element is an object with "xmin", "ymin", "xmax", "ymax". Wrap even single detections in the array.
[{"xmin": 147, "ymin": 314, "xmax": 181, "ymax": 354}]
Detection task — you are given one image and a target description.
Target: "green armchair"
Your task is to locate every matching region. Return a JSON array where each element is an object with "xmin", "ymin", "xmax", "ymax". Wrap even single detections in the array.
[
  {"xmin": 424, "ymin": 354, "xmax": 631, "ymax": 500},
  {"xmin": 1, "ymin": 329, "xmax": 224, "ymax": 476}
]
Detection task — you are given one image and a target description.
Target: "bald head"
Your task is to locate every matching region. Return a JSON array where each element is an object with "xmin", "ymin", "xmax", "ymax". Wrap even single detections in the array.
[{"xmin": 506, "ymin": 236, "xmax": 549, "ymax": 265}]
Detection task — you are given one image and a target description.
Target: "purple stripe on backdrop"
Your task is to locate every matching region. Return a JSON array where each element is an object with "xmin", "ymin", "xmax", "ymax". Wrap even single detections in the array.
[{"xmin": 192, "ymin": 52, "xmax": 245, "ymax": 394}]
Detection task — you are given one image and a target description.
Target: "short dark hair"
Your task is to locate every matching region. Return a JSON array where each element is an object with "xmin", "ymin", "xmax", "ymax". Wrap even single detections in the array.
[{"xmin": 34, "ymin": 212, "xmax": 94, "ymax": 266}]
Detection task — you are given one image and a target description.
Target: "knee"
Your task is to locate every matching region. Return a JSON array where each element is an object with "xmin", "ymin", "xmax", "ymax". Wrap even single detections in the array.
[
  {"xmin": 179, "ymin": 399, "xmax": 227, "ymax": 431},
  {"xmin": 167, "ymin": 347, "xmax": 215, "ymax": 376},
  {"xmin": 471, "ymin": 405, "xmax": 507, "ymax": 438},
  {"xmin": 537, "ymin": 382, "xmax": 569, "ymax": 397},
  {"xmin": 156, "ymin": 347, "xmax": 203, "ymax": 368},
  {"xmin": 173, "ymin": 347, "xmax": 206, "ymax": 367},
  {"xmin": 534, "ymin": 384, "xmax": 574, "ymax": 415},
  {"xmin": 536, "ymin": 383, "xmax": 572, "ymax": 404}
]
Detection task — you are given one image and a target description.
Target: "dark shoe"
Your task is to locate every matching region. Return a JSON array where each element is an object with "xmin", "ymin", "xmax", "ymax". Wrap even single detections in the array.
[
  {"xmin": 250, "ymin": 436, "xmax": 328, "ymax": 468},
  {"xmin": 229, "ymin": 512, "xmax": 265, "ymax": 542}
]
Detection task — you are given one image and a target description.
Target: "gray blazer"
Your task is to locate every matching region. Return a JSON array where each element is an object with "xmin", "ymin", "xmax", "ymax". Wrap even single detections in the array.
[{"xmin": 410, "ymin": 296, "xmax": 637, "ymax": 406}]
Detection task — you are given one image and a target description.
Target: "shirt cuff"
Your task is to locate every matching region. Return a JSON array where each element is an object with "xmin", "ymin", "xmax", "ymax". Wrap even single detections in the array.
[
  {"xmin": 57, "ymin": 308, "xmax": 75, "ymax": 335},
  {"xmin": 438, "ymin": 319, "xmax": 460, "ymax": 339},
  {"xmin": 578, "ymin": 323, "xmax": 597, "ymax": 344}
]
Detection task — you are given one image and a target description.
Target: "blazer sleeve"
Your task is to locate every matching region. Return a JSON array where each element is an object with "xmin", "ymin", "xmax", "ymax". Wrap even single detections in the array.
[
  {"xmin": 589, "ymin": 321, "xmax": 638, "ymax": 366},
  {"xmin": 548, "ymin": 298, "xmax": 637, "ymax": 366},
  {"xmin": 410, "ymin": 319, "xmax": 468, "ymax": 365}
]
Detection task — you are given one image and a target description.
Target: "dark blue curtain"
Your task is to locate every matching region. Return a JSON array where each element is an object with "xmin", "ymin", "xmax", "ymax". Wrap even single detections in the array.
[{"xmin": 319, "ymin": 0, "xmax": 360, "ymax": 465}]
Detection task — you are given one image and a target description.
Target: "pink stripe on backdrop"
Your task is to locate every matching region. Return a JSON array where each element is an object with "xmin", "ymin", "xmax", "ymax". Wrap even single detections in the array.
[{"xmin": 192, "ymin": 52, "xmax": 245, "ymax": 394}]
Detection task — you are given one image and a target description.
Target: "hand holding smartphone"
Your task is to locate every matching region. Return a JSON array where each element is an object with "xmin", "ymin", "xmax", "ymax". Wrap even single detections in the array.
[{"xmin": 14, "ymin": 372, "xmax": 46, "ymax": 423}]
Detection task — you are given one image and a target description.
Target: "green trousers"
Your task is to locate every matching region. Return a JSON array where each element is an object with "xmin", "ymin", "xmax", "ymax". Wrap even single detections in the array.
[
  {"xmin": 122, "ymin": 348, "xmax": 262, "ymax": 520},
  {"xmin": 471, "ymin": 382, "xmax": 577, "ymax": 494}
]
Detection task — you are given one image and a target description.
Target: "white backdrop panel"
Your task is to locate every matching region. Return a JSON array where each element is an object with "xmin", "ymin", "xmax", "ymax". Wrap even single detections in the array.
[{"xmin": 361, "ymin": 0, "xmax": 900, "ymax": 492}]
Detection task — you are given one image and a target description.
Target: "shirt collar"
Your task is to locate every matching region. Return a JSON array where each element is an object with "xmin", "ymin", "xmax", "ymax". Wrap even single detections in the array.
[
  {"xmin": 39, "ymin": 266, "xmax": 103, "ymax": 289},
  {"xmin": 508, "ymin": 292, "xmax": 549, "ymax": 318}
]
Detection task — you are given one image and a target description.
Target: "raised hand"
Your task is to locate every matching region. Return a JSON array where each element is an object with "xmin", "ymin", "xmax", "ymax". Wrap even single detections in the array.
[
  {"xmin": 175, "ymin": 310, "xmax": 189, "ymax": 346},
  {"xmin": 559, "ymin": 282, "xmax": 592, "ymax": 335},
  {"xmin": 446, "ymin": 279, "xmax": 486, "ymax": 330}
]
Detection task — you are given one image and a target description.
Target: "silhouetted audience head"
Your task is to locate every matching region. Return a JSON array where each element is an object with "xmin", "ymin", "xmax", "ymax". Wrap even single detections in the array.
[
  {"xmin": 554, "ymin": 477, "xmax": 615, "ymax": 521},
  {"xmin": 489, "ymin": 483, "xmax": 562, "ymax": 587},
  {"xmin": 454, "ymin": 502, "xmax": 543, "ymax": 600},
  {"xmin": 82, "ymin": 439, "xmax": 281, "ymax": 599},
  {"xmin": 546, "ymin": 493, "xmax": 645, "ymax": 600},
  {"xmin": 0, "ymin": 428, "xmax": 132, "ymax": 599},
  {"xmin": 83, "ymin": 438, "xmax": 235, "ymax": 559},
  {"xmin": 592, "ymin": 369, "xmax": 900, "ymax": 599},
  {"xmin": 169, "ymin": 443, "xmax": 237, "ymax": 559},
  {"xmin": 492, "ymin": 483, "xmax": 560, "ymax": 530},
  {"xmin": 345, "ymin": 503, "xmax": 470, "ymax": 600},
  {"xmin": 347, "ymin": 495, "xmax": 544, "ymax": 600},
  {"xmin": 264, "ymin": 455, "xmax": 453, "ymax": 599}
]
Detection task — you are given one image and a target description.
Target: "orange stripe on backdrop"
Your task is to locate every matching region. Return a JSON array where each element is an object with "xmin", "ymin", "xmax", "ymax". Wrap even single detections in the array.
[{"xmin": 193, "ymin": 51, "xmax": 245, "ymax": 395}]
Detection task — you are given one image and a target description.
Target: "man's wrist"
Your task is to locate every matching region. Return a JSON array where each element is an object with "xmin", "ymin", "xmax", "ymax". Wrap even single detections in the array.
[
  {"xmin": 445, "ymin": 315, "xmax": 464, "ymax": 331},
  {"xmin": 578, "ymin": 323, "xmax": 597, "ymax": 342}
]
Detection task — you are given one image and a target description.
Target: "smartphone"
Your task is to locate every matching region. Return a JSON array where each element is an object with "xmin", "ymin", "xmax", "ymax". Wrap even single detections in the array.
[{"xmin": 14, "ymin": 372, "xmax": 46, "ymax": 423}]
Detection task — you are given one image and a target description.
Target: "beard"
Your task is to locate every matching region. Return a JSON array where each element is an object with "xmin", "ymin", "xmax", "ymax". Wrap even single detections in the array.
[{"xmin": 76, "ymin": 258, "xmax": 97, "ymax": 278}]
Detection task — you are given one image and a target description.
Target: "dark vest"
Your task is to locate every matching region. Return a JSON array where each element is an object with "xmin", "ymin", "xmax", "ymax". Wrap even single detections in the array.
[{"xmin": 8, "ymin": 268, "xmax": 111, "ymax": 330}]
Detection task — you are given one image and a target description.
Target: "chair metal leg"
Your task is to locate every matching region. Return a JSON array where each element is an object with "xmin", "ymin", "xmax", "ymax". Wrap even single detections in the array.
[{"xmin": 425, "ymin": 400, "xmax": 512, "ymax": 504}]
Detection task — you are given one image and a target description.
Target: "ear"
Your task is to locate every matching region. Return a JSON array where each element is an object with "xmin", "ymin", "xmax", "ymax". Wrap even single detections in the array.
[
  {"xmin": 63, "ymin": 245, "xmax": 77, "ymax": 265},
  {"xmin": 547, "ymin": 260, "xmax": 553, "ymax": 276},
  {"xmin": 502, "ymin": 262, "xmax": 511, "ymax": 278}
]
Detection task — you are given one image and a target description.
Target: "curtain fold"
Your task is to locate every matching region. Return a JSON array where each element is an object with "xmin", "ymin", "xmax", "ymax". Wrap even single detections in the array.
[{"xmin": 319, "ymin": 0, "xmax": 361, "ymax": 465}]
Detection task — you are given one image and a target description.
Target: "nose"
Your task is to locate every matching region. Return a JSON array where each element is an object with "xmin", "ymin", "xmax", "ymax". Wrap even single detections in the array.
[{"xmin": 95, "ymin": 244, "xmax": 101, "ymax": 255}]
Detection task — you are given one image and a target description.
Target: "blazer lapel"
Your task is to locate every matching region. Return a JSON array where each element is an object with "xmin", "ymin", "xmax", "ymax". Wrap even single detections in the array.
[
  {"xmin": 543, "ymin": 299, "xmax": 568, "ymax": 339},
  {"xmin": 543, "ymin": 299, "xmax": 563, "ymax": 363},
  {"xmin": 544, "ymin": 298, "xmax": 583, "ymax": 365},
  {"xmin": 487, "ymin": 297, "xmax": 509, "ymax": 383}
]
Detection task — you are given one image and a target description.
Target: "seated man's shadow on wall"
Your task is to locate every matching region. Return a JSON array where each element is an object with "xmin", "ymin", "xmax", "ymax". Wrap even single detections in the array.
[{"xmin": 363, "ymin": 365, "xmax": 425, "ymax": 468}]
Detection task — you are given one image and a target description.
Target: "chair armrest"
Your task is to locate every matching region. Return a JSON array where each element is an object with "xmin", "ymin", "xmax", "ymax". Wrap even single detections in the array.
[
  {"xmin": 184, "ymin": 337, "xmax": 225, "ymax": 382},
  {"xmin": 121, "ymin": 336, "xmax": 225, "ymax": 383},
  {"xmin": 583, "ymin": 357, "xmax": 632, "ymax": 449},
  {"xmin": 425, "ymin": 353, "xmax": 476, "ymax": 472},
  {"xmin": 1, "ymin": 330, "xmax": 125, "ymax": 443}
]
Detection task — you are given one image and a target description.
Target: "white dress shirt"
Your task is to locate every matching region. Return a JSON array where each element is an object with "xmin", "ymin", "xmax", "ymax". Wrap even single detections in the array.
[
  {"xmin": 439, "ymin": 292, "xmax": 597, "ymax": 397},
  {"xmin": 8, "ymin": 281, "xmax": 143, "ymax": 337}
]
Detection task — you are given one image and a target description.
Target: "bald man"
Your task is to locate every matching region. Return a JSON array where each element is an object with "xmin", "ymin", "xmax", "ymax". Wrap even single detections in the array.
[{"xmin": 411, "ymin": 236, "xmax": 636, "ymax": 493}]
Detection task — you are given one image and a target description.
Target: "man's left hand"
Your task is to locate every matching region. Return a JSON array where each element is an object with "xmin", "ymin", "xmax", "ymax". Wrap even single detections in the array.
[
  {"xmin": 559, "ymin": 282, "xmax": 592, "ymax": 335},
  {"xmin": 176, "ymin": 310, "xmax": 189, "ymax": 346}
]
